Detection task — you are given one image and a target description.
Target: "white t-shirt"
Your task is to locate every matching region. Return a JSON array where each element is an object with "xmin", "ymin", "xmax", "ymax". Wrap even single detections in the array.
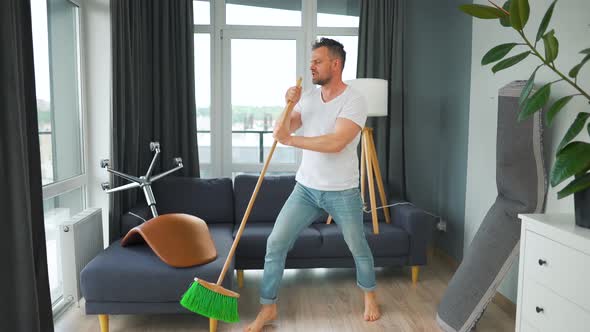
[{"xmin": 294, "ymin": 85, "xmax": 368, "ymax": 191}]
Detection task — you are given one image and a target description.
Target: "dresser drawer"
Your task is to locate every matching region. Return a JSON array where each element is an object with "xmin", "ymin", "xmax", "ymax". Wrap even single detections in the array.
[
  {"xmin": 521, "ymin": 280, "xmax": 590, "ymax": 332},
  {"xmin": 524, "ymin": 230, "xmax": 590, "ymax": 311}
]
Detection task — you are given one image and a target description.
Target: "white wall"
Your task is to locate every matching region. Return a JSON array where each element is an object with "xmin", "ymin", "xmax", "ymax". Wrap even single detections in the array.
[
  {"xmin": 465, "ymin": 0, "xmax": 590, "ymax": 302},
  {"xmin": 82, "ymin": 0, "xmax": 111, "ymax": 248}
]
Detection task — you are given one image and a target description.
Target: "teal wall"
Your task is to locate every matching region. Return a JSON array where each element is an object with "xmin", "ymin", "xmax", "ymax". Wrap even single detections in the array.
[{"xmin": 404, "ymin": 0, "xmax": 473, "ymax": 261}]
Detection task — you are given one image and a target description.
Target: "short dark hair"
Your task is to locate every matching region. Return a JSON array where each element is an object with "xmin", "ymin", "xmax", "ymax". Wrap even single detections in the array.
[{"xmin": 312, "ymin": 37, "xmax": 346, "ymax": 70}]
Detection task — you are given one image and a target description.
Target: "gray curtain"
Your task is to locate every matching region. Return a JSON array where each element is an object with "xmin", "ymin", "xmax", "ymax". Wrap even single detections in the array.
[
  {"xmin": 357, "ymin": 0, "xmax": 406, "ymax": 199},
  {"xmin": 110, "ymin": 0, "xmax": 200, "ymax": 243},
  {"xmin": 0, "ymin": 0, "xmax": 54, "ymax": 330}
]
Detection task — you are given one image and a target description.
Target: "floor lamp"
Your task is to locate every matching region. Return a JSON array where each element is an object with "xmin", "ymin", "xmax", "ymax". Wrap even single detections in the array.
[{"xmin": 326, "ymin": 79, "xmax": 390, "ymax": 234}]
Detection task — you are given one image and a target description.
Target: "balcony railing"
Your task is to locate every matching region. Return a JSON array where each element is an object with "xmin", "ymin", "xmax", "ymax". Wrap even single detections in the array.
[{"xmin": 198, "ymin": 129, "xmax": 278, "ymax": 164}]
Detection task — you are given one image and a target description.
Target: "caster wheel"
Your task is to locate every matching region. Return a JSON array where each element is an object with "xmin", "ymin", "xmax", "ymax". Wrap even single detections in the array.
[
  {"xmin": 150, "ymin": 142, "xmax": 160, "ymax": 152},
  {"xmin": 100, "ymin": 159, "xmax": 110, "ymax": 168}
]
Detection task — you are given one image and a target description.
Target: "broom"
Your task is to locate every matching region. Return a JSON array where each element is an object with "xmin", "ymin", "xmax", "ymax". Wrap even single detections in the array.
[{"xmin": 180, "ymin": 77, "xmax": 303, "ymax": 324}]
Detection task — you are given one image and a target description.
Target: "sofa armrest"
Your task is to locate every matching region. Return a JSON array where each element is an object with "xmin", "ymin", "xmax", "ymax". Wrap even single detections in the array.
[
  {"xmin": 120, "ymin": 205, "xmax": 152, "ymax": 236},
  {"xmin": 392, "ymin": 203, "xmax": 437, "ymax": 266}
]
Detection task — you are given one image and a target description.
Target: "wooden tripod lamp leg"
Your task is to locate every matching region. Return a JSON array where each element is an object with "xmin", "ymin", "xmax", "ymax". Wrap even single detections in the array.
[
  {"xmin": 367, "ymin": 129, "xmax": 391, "ymax": 224},
  {"xmin": 360, "ymin": 129, "xmax": 367, "ymax": 207},
  {"xmin": 363, "ymin": 130, "xmax": 379, "ymax": 234},
  {"xmin": 326, "ymin": 215, "xmax": 333, "ymax": 224}
]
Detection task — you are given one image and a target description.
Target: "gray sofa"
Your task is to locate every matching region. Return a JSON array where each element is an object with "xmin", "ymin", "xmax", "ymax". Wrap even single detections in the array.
[{"xmin": 81, "ymin": 174, "xmax": 435, "ymax": 328}]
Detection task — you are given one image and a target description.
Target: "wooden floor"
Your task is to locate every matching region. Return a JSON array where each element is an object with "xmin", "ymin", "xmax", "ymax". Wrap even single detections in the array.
[{"xmin": 54, "ymin": 256, "xmax": 514, "ymax": 332}]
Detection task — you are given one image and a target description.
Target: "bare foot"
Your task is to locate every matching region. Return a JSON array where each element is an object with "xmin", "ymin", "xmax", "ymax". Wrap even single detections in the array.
[
  {"xmin": 363, "ymin": 291, "xmax": 381, "ymax": 322},
  {"xmin": 244, "ymin": 303, "xmax": 278, "ymax": 332}
]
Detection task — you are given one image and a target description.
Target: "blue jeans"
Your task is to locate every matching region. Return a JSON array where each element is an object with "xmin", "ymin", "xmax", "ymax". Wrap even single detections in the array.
[{"xmin": 259, "ymin": 182, "xmax": 376, "ymax": 304}]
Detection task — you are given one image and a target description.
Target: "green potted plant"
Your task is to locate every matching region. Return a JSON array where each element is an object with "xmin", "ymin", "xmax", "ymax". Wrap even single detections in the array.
[{"xmin": 460, "ymin": 0, "xmax": 590, "ymax": 227}]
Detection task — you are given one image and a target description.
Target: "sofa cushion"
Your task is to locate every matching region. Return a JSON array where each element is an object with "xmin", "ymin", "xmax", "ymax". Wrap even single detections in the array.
[
  {"xmin": 233, "ymin": 223, "xmax": 322, "ymax": 258},
  {"xmin": 234, "ymin": 174, "xmax": 295, "ymax": 223},
  {"xmin": 233, "ymin": 174, "xmax": 329, "ymax": 224},
  {"xmin": 81, "ymin": 224, "xmax": 234, "ymax": 303},
  {"xmin": 151, "ymin": 177, "xmax": 234, "ymax": 224},
  {"xmin": 314, "ymin": 223, "xmax": 409, "ymax": 258}
]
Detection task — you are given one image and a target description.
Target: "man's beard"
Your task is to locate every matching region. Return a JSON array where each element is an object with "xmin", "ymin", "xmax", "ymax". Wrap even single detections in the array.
[{"xmin": 312, "ymin": 74, "xmax": 331, "ymax": 86}]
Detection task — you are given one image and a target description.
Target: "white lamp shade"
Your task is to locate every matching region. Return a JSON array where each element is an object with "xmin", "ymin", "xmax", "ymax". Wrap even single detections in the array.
[{"xmin": 345, "ymin": 78, "xmax": 388, "ymax": 117}]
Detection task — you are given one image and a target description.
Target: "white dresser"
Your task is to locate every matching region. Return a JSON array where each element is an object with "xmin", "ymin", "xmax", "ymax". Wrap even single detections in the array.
[{"xmin": 517, "ymin": 214, "xmax": 590, "ymax": 332}]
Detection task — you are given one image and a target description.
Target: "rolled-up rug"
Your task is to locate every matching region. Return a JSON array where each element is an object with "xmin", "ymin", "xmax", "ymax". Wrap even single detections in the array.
[{"xmin": 437, "ymin": 80, "xmax": 547, "ymax": 332}]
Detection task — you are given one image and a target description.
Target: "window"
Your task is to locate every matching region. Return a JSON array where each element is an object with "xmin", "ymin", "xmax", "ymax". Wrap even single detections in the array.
[
  {"xmin": 194, "ymin": 0, "xmax": 211, "ymax": 24},
  {"xmin": 195, "ymin": 33, "xmax": 211, "ymax": 164},
  {"xmin": 317, "ymin": 0, "xmax": 360, "ymax": 27},
  {"xmin": 226, "ymin": 0, "xmax": 302, "ymax": 26},
  {"xmin": 194, "ymin": 0, "xmax": 360, "ymax": 177},
  {"xmin": 31, "ymin": 0, "xmax": 87, "ymax": 309},
  {"xmin": 33, "ymin": 1, "xmax": 84, "ymax": 186},
  {"xmin": 31, "ymin": 0, "xmax": 53, "ymax": 185},
  {"xmin": 318, "ymin": 35, "xmax": 358, "ymax": 81},
  {"xmin": 193, "ymin": 1, "xmax": 213, "ymax": 178},
  {"xmin": 230, "ymin": 39, "xmax": 298, "ymax": 165}
]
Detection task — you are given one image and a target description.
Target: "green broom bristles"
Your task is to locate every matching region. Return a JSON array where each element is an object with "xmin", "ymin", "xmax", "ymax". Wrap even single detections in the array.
[{"xmin": 180, "ymin": 279, "xmax": 239, "ymax": 323}]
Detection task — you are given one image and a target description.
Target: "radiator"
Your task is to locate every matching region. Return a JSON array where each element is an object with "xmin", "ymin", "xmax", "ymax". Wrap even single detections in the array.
[{"xmin": 59, "ymin": 208, "xmax": 103, "ymax": 306}]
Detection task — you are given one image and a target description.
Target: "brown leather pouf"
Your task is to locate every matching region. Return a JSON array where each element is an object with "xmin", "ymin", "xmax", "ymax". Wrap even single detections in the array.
[{"xmin": 121, "ymin": 213, "xmax": 217, "ymax": 267}]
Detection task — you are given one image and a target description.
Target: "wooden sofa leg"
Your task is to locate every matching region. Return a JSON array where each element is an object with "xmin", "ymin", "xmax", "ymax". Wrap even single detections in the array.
[
  {"xmin": 411, "ymin": 266, "xmax": 420, "ymax": 285},
  {"xmin": 210, "ymin": 318, "xmax": 218, "ymax": 332},
  {"xmin": 237, "ymin": 269, "xmax": 244, "ymax": 288},
  {"xmin": 98, "ymin": 314, "xmax": 109, "ymax": 332}
]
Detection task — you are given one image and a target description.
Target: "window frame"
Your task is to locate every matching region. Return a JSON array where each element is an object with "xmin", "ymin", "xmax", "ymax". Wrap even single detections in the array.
[
  {"xmin": 41, "ymin": 0, "xmax": 88, "ymax": 198},
  {"xmin": 195, "ymin": 0, "xmax": 359, "ymax": 177},
  {"xmin": 34, "ymin": 0, "xmax": 89, "ymax": 315}
]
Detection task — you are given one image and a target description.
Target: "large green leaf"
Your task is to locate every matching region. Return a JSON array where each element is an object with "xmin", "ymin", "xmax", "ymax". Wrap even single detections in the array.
[
  {"xmin": 557, "ymin": 172, "xmax": 590, "ymax": 199},
  {"xmin": 500, "ymin": 1, "xmax": 512, "ymax": 27},
  {"xmin": 459, "ymin": 4, "xmax": 508, "ymax": 19},
  {"xmin": 510, "ymin": 0, "xmax": 530, "ymax": 30},
  {"xmin": 581, "ymin": 48, "xmax": 590, "ymax": 55},
  {"xmin": 557, "ymin": 113, "xmax": 590, "ymax": 152},
  {"xmin": 542, "ymin": 30, "xmax": 559, "ymax": 63},
  {"xmin": 492, "ymin": 51, "xmax": 530, "ymax": 73},
  {"xmin": 482, "ymin": 43, "xmax": 519, "ymax": 65},
  {"xmin": 519, "ymin": 67, "xmax": 540, "ymax": 106},
  {"xmin": 550, "ymin": 142, "xmax": 590, "ymax": 187},
  {"xmin": 569, "ymin": 54, "xmax": 590, "ymax": 78},
  {"xmin": 546, "ymin": 95, "xmax": 574, "ymax": 127},
  {"xmin": 536, "ymin": 1, "xmax": 556, "ymax": 42},
  {"xmin": 518, "ymin": 82, "xmax": 551, "ymax": 121}
]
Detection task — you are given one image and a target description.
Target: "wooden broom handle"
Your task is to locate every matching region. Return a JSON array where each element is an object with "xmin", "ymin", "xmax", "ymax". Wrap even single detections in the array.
[{"xmin": 216, "ymin": 77, "xmax": 303, "ymax": 285}]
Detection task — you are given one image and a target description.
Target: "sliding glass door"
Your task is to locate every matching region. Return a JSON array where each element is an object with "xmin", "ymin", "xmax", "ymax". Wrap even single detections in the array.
[
  {"xmin": 222, "ymin": 32, "xmax": 302, "ymax": 176},
  {"xmin": 193, "ymin": 0, "xmax": 360, "ymax": 178}
]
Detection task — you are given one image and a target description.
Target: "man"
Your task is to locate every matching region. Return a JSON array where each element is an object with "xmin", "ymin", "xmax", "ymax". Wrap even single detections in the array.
[{"xmin": 245, "ymin": 38, "xmax": 380, "ymax": 332}]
